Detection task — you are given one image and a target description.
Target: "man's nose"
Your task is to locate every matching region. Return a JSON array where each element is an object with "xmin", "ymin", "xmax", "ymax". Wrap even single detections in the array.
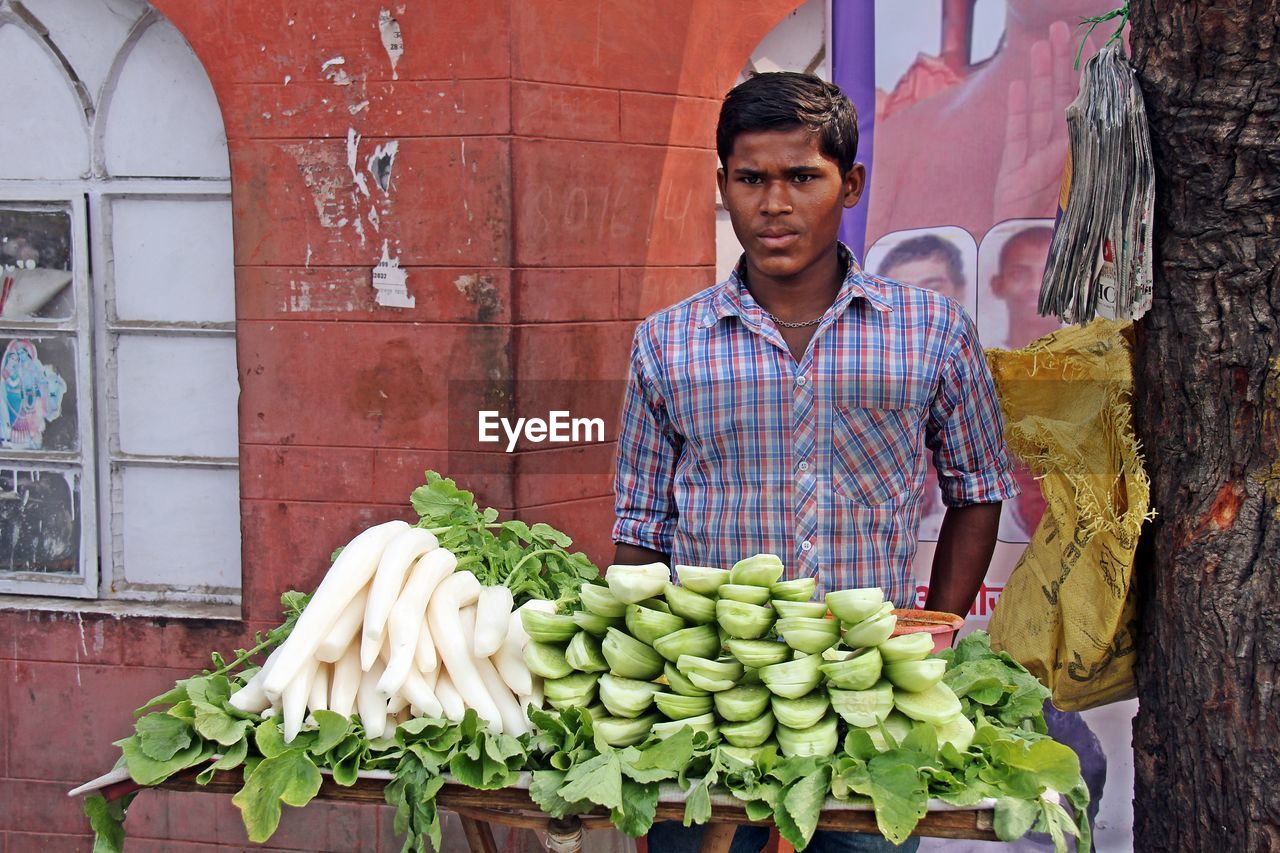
[{"xmin": 761, "ymin": 182, "xmax": 792, "ymax": 215}]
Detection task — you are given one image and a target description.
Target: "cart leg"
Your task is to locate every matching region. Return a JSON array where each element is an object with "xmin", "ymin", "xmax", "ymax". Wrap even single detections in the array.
[
  {"xmin": 698, "ymin": 822, "xmax": 737, "ymax": 853},
  {"xmin": 546, "ymin": 816, "xmax": 584, "ymax": 853},
  {"xmin": 460, "ymin": 813, "xmax": 499, "ymax": 853}
]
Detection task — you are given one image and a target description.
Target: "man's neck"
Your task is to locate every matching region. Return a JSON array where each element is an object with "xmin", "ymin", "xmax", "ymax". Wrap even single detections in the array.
[{"xmin": 743, "ymin": 245, "xmax": 846, "ymax": 325}]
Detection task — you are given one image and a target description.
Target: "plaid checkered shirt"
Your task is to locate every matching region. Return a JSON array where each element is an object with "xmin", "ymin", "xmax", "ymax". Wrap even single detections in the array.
[{"xmin": 612, "ymin": 245, "xmax": 1019, "ymax": 606}]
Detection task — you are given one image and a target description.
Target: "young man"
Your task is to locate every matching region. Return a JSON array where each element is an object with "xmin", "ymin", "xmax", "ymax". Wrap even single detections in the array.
[{"xmin": 613, "ymin": 72, "xmax": 1019, "ymax": 852}]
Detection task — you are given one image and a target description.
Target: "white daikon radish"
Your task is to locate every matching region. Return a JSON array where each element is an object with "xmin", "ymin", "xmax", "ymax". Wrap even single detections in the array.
[
  {"xmin": 262, "ymin": 706, "xmax": 279, "ymax": 719},
  {"xmin": 282, "ymin": 657, "xmax": 319, "ymax": 743},
  {"xmin": 473, "ymin": 585, "xmax": 514, "ymax": 658},
  {"xmin": 264, "ymin": 520, "xmax": 409, "ymax": 699},
  {"xmin": 361, "ymin": 527, "xmax": 439, "ymax": 671},
  {"xmin": 315, "ymin": 585, "xmax": 371, "ymax": 663},
  {"xmin": 387, "ymin": 693, "xmax": 409, "ymax": 714},
  {"xmin": 308, "ymin": 662, "xmax": 331, "ymax": 713},
  {"xmin": 377, "ymin": 548, "xmax": 459, "ymax": 699},
  {"xmin": 522, "ymin": 675, "xmax": 544, "ymax": 711},
  {"xmin": 329, "ymin": 641, "xmax": 362, "ymax": 718},
  {"xmin": 415, "ymin": 612, "xmax": 437, "ymax": 674},
  {"xmin": 459, "ymin": 605, "xmax": 524, "ymax": 736},
  {"xmin": 229, "ymin": 645, "xmax": 282, "ymax": 714},
  {"xmin": 402, "ymin": 665, "xmax": 444, "ymax": 719},
  {"xmin": 357, "ymin": 657, "xmax": 389, "ymax": 739},
  {"xmin": 492, "ymin": 602, "xmax": 543, "ymax": 697},
  {"xmin": 427, "ymin": 570, "xmax": 503, "ymax": 731},
  {"xmin": 434, "ymin": 669, "xmax": 465, "ymax": 722}
]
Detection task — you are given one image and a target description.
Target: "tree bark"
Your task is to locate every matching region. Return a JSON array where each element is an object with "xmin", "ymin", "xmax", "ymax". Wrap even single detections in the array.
[{"xmin": 1129, "ymin": 2, "xmax": 1280, "ymax": 850}]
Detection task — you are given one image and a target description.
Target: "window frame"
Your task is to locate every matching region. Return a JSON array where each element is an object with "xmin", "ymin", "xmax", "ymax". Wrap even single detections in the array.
[
  {"xmin": 91, "ymin": 185, "xmax": 239, "ymax": 605},
  {"xmin": 0, "ymin": 187, "xmax": 98, "ymax": 597}
]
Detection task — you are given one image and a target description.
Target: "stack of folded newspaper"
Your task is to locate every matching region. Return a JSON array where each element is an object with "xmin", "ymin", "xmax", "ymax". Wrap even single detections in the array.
[{"xmin": 1039, "ymin": 42, "xmax": 1154, "ymax": 324}]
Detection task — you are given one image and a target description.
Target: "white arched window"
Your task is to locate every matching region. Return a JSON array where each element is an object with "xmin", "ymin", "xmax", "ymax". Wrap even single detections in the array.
[{"xmin": 0, "ymin": 0, "xmax": 239, "ymax": 605}]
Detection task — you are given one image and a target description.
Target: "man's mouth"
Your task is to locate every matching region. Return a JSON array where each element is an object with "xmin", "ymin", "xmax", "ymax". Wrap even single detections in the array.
[{"xmin": 757, "ymin": 231, "xmax": 799, "ymax": 250}]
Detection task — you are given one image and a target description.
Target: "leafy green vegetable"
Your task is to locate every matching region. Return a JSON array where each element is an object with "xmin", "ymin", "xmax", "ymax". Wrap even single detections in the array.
[
  {"xmin": 231, "ymin": 748, "xmax": 323, "ymax": 842},
  {"xmin": 85, "ymin": 793, "xmax": 133, "ymax": 853},
  {"xmin": 410, "ymin": 471, "xmax": 599, "ymax": 603},
  {"xmin": 941, "ymin": 632, "xmax": 1051, "ymax": 731},
  {"xmin": 90, "ymin": 478, "xmax": 1093, "ymax": 853}
]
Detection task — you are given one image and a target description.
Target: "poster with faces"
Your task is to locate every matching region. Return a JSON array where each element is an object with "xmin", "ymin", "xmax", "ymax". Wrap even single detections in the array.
[{"xmin": 836, "ymin": 3, "xmax": 1138, "ymax": 850}]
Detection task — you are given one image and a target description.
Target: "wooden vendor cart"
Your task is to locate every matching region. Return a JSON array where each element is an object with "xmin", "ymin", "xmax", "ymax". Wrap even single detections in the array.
[{"xmin": 75, "ymin": 765, "xmax": 999, "ymax": 853}]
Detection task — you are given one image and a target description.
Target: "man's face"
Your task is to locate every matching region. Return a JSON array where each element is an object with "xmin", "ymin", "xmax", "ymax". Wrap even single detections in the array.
[
  {"xmin": 717, "ymin": 128, "xmax": 863, "ymax": 283},
  {"xmin": 990, "ymin": 231, "xmax": 1058, "ymax": 345},
  {"xmin": 882, "ymin": 256, "xmax": 963, "ymax": 303}
]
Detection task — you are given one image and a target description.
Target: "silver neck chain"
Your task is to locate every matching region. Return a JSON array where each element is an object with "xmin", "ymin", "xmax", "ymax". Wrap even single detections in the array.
[{"xmin": 766, "ymin": 311, "xmax": 824, "ymax": 328}]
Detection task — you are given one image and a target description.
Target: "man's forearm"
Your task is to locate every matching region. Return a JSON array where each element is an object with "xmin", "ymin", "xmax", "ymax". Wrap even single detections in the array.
[
  {"xmin": 925, "ymin": 502, "xmax": 1002, "ymax": 617},
  {"xmin": 613, "ymin": 542, "xmax": 671, "ymax": 568}
]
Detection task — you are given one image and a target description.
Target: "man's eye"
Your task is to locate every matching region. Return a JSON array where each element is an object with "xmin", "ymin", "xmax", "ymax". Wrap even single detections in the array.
[
  {"xmin": 739, "ymin": 176, "xmax": 762, "ymax": 184},
  {"xmin": 793, "ymin": 174, "xmax": 815, "ymax": 183}
]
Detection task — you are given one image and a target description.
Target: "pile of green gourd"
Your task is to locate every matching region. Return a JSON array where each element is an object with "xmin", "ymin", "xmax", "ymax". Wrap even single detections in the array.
[{"xmin": 520, "ymin": 554, "xmax": 974, "ymax": 760}]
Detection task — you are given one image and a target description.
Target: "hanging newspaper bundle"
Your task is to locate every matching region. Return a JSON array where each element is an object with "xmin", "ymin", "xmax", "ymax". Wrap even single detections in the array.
[{"xmin": 1039, "ymin": 40, "xmax": 1154, "ymax": 324}]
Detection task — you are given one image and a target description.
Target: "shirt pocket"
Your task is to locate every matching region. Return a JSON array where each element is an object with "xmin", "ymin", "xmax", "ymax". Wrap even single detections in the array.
[{"xmin": 831, "ymin": 404, "xmax": 922, "ymax": 506}]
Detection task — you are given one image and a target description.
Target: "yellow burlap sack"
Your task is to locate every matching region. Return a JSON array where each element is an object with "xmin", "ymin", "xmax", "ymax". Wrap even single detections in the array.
[{"xmin": 985, "ymin": 319, "xmax": 1152, "ymax": 711}]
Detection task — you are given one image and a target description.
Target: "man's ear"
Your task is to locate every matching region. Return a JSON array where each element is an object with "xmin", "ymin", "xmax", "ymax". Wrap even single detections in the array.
[
  {"xmin": 842, "ymin": 163, "xmax": 866, "ymax": 209},
  {"xmin": 716, "ymin": 167, "xmax": 728, "ymax": 198}
]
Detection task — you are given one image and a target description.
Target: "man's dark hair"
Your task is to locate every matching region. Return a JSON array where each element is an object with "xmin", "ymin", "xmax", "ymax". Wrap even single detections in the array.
[
  {"xmin": 716, "ymin": 72, "xmax": 858, "ymax": 176},
  {"xmin": 878, "ymin": 234, "xmax": 965, "ymax": 289}
]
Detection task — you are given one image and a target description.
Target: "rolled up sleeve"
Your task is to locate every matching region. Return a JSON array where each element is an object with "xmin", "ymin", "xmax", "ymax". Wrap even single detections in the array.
[
  {"xmin": 926, "ymin": 314, "xmax": 1020, "ymax": 507},
  {"xmin": 612, "ymin": 325, "xmax": 682, "ymax": 551}
]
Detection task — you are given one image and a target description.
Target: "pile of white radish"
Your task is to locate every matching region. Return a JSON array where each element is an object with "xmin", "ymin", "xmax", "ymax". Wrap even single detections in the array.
[{"xmin": 227, "ymin": 519, "xmax": 550, "ymax": 742}]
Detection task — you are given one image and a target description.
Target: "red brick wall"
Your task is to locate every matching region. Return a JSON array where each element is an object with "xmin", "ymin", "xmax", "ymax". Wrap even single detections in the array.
[{"xmin": 2, "ymin": 0, "xmax": 799, "ymax": 847}]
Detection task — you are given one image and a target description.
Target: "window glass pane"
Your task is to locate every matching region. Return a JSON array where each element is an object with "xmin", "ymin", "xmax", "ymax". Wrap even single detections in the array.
[
  {"xmin": 112, "ymin": 197, "xmax": 234, "ymax": 324},
  {"xmin": 0, "ymin": 334, "xmax": 78, "ymax": 453},
  {"xmin": 0, "ymin": 207, "xmax": 75, "ymax": 320},
  {"xmin": 116, "ymin": 334, "xmax": 238, "ymax": 458},
  {"xmin": 0, "ymin": 466, "xmax": 81, "ymax": 575},
  {"xmin": 0, "ymin": 25, "xmax": 90, "ymax": 180},
  {"xmin": 120, "ymin": 464, "xmax": 239, "ymax": 588},
  {"xmin": 102, "ymin": 20, "xmax": 229, "ymax": 179}
]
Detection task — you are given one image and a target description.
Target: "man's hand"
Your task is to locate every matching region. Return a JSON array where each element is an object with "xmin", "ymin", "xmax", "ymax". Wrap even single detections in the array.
[
  {"xmin": 612, "ymin": 543, "xmax": 671, "ymax": 568},
  {"xmin": 925, "ymin": 502, "xmax": 1002, "ymax": 618}
]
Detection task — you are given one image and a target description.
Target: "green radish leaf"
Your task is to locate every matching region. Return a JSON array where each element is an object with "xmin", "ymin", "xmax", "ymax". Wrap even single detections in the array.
[
  {"xmin": 193, "ymin": 706, "xmax": 251, "ymax": 747},
  {"xmin": 558, "ymin": 750, "xmax": 624, "ymax": 811},
  {"xmin": 309, "ymin": 710, "xmax": 350, "ymax": 755},
  {"xmin": 136, "ymin": 713, "xmax": 194, "ymax": 762},
  {"xmin": 863, "ymin": 760, "xmax": 929, "ymax": 845},
  {"xmin": 611, "ymin": 779, "xmax": 658, "ymax": 836},
  {"xmin": 744, "ymin": 798, "xmax": 774, "ymax": 822},
  {"xmin": 134, "ymin": 681, "xmax": 191, "ymax": 718},
  {"xmin": 682, "ymin": 776, "xmax": 713, "ymax": 826},
  {"xmin": 254, "ymin": 719, "xmax": 289, "ymax": 759},
  {"xmin": 117, "ymin": 733, "xmax": 208, "ymax": 786},
  {"xmin": 626, "ymin": 727, "xmax": 695, "ymax": 776},
  {"xmin": 529, "ymin": 769, "xmax": 593, "ymax": 819},
  {"xmin": 776, "ymin": 766, "xmax": 829, "ymax": 850},
  {"xmin": 84, "ymin": 792, "xmax": 133, "ymax": 853},
  {"xmin": 232, "ymin": 748, "xmax": 322, "ymax": 843},
  {"xmin": 166, "ymin": 700, "xmax": 197, "ymax": 723},
  {"xmin": 993, "ymin": 796, "xmax": 1040, "ymax": 840},
  {"xmin": 197, "ymin": 737, "xmax": 250, "ymax": 784}
]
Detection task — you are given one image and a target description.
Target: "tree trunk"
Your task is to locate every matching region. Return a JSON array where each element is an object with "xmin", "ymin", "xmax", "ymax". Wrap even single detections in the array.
[{"xmin": 1128, "ymin": 2, "xmax": 1280, "ymax": 850}]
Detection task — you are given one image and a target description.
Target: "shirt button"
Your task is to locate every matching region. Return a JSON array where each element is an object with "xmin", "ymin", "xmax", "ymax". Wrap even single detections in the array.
[
  {"xmin": 800, "ymin": 540, "xmax": 813, "ymax": 552},
  {"xmin": 795, "ymin": 375, "xmax": 808, "ymax": 386},
  {"xmin": 798, "ymin": 461, "xmax": 810, "ymax": 472}
]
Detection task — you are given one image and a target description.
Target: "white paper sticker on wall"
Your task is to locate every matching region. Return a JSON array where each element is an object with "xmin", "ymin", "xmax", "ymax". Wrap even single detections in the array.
[
  {"xmin": 372, "ymin": 240, "xmax": 413, "ymax": 308},
  {"xmin": 378, "ymin": 10, "xmax": 404, "ymax": 79}
]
